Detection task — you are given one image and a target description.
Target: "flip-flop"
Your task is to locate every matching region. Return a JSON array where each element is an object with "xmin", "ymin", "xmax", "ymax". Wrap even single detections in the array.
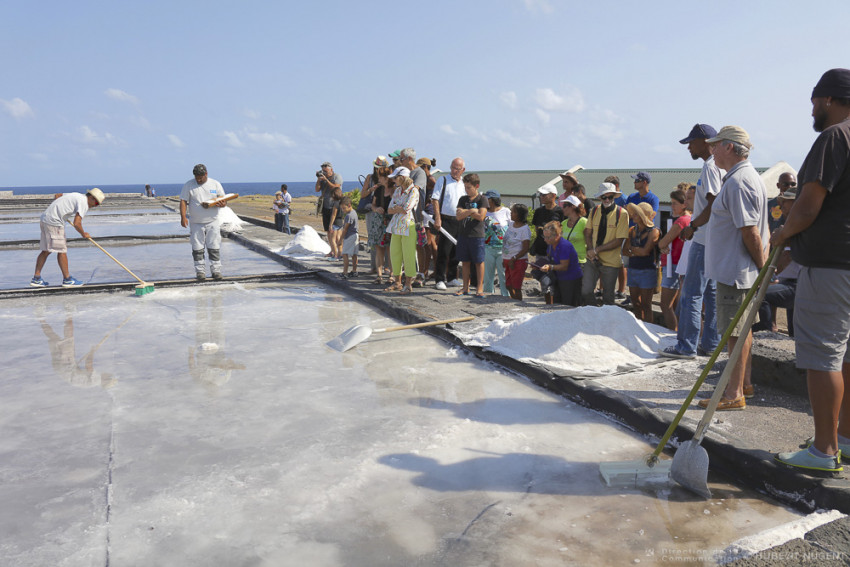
[
  {"xmin": 473, "ymin": 293, "xmax": 486, "ymax": 299},
  {"xmin": 454, "ymin": 290, "xmax": 468, "ymax": 297}
]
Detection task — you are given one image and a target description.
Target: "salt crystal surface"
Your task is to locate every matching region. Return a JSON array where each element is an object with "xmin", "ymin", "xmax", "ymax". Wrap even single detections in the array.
[
  {"xmin": 283, "ymin": 225, "xmax": 331, "ymax": 255},
  {"xmin": 457, "ymin": 306, "xmax": 674, "ymax": 377}
]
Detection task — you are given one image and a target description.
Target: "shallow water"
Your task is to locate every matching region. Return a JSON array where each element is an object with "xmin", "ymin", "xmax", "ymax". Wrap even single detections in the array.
[
  {"xmin": 0, "ymin": 282, "xmax": 801, "ymax": 566},
  {"xmin": 0, "ymin": 240, "xmax": 286, "ymax": 289}
]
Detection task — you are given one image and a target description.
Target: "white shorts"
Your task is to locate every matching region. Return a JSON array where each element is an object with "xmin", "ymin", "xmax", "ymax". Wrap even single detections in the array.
[{"xmin": 40, "ymin": 222, "xmax": 67, "ymax": 253}]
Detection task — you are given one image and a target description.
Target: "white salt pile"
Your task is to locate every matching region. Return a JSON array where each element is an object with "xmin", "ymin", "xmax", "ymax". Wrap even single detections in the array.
[
  {"xmin": 457, "ymin": 306, "xmax": 674, "ymax": 378},
  {"xmin": 283, "ymin": 225, "xmax": 331, "ymax": 256},
  {"xmin": 220, "ymin": 207, "xmax": 244, "ymax": 232}
]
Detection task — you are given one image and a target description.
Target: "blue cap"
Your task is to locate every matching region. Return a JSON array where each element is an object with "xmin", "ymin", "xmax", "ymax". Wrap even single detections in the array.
[
  {"xmin": 484, "ymin": 190, "xmax": 500, "ymax": 199},
  {"xmin": 631, "ymin": 171, "xmax": 651, "ymax": 183},
  {"xmin": 679, "ymin": 123, "xmax": 717, "ymax": 144}
]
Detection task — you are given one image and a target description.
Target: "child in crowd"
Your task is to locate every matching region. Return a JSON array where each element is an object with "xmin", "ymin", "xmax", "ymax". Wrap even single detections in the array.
[
  {"xmin": 455, "ymin": 173, "xmax": 488, "ymax": 298},
  {"xmin": 503, "ymin": 203, "xmax": 531, "ymax": 301},
  {"xmin": 483, "ymin": 190, "xmax": 510, "ymax": 296},
  {"xmin": 339, "ymin": 197, "xmax": 359, "ymax": 278},
  {"xmin": 657, "ymin": 187, "xmax": 692, "ymax": 330},
  {"xmin": 327, "ymin": 188, "xmax": 345, "ymax": 259},
  {"xmin": 623, "ymin": 202, "xmax": 660, "ymax": 322}
]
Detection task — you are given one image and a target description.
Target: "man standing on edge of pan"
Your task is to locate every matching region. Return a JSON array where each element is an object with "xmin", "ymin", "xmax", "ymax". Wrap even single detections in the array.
[
  {"xmin": 773, "ymin": 68, "xmax": 850, "ymax": 474},
  {"xmin": 181, "ymin": 164, "xmax": 227, "ymax": 281}
]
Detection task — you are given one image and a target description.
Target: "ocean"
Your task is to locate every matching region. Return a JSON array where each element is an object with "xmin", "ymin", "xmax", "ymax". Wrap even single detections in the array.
[{"xmin": 0, "ymin": 180, "xmax": 363, "ymax": 199}]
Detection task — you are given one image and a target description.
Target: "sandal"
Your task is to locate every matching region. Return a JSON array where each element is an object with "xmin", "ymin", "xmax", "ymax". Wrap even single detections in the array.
[
  {"xmin": 399, "ymin": 285, "xmax": 413, "ymax": 296},
  {"xmin": 374, "ymin": 275, "xmax": 384, "ymax": 285},
  {"xmin": 383, "ymin": 281, "xmax": 402, "ymax": 292},
  {"xmin": 454, "ymin": 290, "xmax": 468, "ymax": 297},
  {"xmin": 473, "ymin": 293, "xmax": 486, "ymax": 299}
]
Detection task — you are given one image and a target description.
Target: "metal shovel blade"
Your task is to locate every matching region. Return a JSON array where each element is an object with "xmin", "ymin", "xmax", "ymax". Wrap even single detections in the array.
[
  {"xmin": 599, "ymin": 455, "xmax": 672, "ymax": 488},
  {"xmin": 670, "ymin": 440, "xmax": 711, "ymax": 499},
  {"xmin": 327, "ymin": 325, "xmax": 373, "ymax": 352}
]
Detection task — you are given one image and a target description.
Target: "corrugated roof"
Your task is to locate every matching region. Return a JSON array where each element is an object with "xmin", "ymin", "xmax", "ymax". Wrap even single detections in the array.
[{"xmin": 436, "ymin": 166, "xmax": 783, "ymax": 205}]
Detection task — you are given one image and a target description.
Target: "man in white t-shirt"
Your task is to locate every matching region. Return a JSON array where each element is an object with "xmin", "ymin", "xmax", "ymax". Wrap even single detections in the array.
[
  {"xmin": 31, "ymin": 188, "xmax": 105, "ymax": 287},
  {"xmin": 180, "ymin": 164, "xmax": 227, "ymax": 281},
  {"xmin": 660, "ymin": 123, "xmax": 724, "ymax": 359},
  {"xmin": 431, "ymin": 157, "xmax": 468, "ymax": 290}
]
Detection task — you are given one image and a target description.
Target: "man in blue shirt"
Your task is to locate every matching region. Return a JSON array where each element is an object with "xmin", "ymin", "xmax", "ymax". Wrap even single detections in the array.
[{"xmin": 625, "ymin": 172, "xmax": 660, "ymax": 214}]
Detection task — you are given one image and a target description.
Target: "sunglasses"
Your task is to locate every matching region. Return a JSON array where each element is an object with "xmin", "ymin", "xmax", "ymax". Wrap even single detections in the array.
[{"xmin": 600, "ymin": 195, "xmax": 615, "ymax": 201}]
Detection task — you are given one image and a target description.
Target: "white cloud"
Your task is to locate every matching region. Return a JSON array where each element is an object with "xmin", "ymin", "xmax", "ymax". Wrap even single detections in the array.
[
  {"xmin": 222, "ymin": 131, "xmax": 245, "ymax": 148},
  {"xmin": 522, "ymin": 0, "xmax": 554, "ymax": 14},
  {"xmin": 243, "ymin": 108, "xmax": 260, "ymax": 119},
  {"xmin": 167, "ymin": 134, "xmax": 185, "ymax": 148},
  {"xmin": 1, "ymin": 97, "xmax": 34, "ymax": 119},
  {"xmin": 493, "ymin": 129, "xmax": 534, "ymax": 148},
  {"xmin": 105, "ymin": 88, "xmax": 139, "ymax": 105},
  {"xmin": 535, "ymin": 109, "xmax": 551, "ymax": 125},
  {"xmin": 500, "ymin": 91, "xmax": 518, "ymax": 109},
  {"xmin": 440, "ymin": 124, "xmax": 459, "ymax": 136},
  {"xmin": 242, "ymin": 130, "xmax": 296, "ymax": 148},
  {"xmin": 534, "ymin": 87, "xmax": 585, "ymax": 113},
  {"xmin": 130, "ymin": 115, "xmax": 152, "ymax": 129},
  {"xmin": 78, "ymin": 125, "xmax": 118, "ymax": 144},
  {"xmin": 464, "ymin": 126, "xmax": 490, "ymax": 143}
]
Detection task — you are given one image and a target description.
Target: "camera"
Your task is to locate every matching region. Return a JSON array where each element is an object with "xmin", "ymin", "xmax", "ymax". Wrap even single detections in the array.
[{"xmin": 316, "ymin": 171, "xmax": 323, "ymax": 178}]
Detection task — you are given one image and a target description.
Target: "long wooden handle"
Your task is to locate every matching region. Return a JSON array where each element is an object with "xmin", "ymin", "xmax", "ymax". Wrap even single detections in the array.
[
  {"xmin": 87, "ymin": 237, "xmax": 146, "ymax": 284},
  {"xmin": 376, "ymin": 316, "xmax": 474, "ymax": 333}
]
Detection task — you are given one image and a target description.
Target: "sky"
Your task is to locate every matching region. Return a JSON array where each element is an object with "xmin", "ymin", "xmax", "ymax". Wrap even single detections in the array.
[{"xmin": 1, "ymin": 0, "xmax": 846, "ymax": 187}]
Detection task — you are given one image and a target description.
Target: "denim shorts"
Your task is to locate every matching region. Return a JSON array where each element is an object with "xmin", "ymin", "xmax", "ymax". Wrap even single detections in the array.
[
  {"xmin": 661, "ymin": 264, "xmax": 679, "ymax": 290},
  {"xmin": 627, "ymin": 267, "xmax": 656, "ymax": 289},
  {"xmin": 456, "ymin": 235, "xmax": 485, "ymax": 264}
]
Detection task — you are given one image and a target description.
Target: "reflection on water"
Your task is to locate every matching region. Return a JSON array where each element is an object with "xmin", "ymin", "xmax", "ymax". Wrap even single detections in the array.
[
  {"xmin": 188, "ymin": 291, "xmax": 244, "ymax": 388},
  {"xmin": 37, "ymin": 305, "xmax": 116, "ymax": 388}
]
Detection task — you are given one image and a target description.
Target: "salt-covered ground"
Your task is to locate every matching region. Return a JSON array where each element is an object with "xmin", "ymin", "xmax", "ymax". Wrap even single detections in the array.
[
  {"xmin": 0, "ymin": 240, "xmax": 287, "ymax": 289},
  {"xmin": 0, "ymin": 282, "xmax": 807, "ymax": 566}
]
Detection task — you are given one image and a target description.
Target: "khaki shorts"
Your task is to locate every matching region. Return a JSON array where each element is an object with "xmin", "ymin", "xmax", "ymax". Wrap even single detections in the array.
[
  {"xmin": 716, "ymin": 282, "xmax": 756, "ymax": 337},
  {"xmin": 40, "ymin": 222, "xmax": 67, "ymax": 253}
]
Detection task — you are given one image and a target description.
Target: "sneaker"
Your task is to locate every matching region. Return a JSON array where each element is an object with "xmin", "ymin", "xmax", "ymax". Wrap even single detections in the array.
[
  {"xmin": 697, "ymin": 395, "xmax": 745, "ymax": 410},
  {"xmin": 615, "ymin": 291, "xmax": 626, "ymax": 300},
  {"xmin": 349, "ymin": 271, "xmax": 359, "ymax": 278},
  {"xmin": 621, "ymin": 296, "xmax": 632, "ymax": 306},
  {"xmin": 61, "ymin": 276, "xmax": 84, "ymax": 287},
  {"xmin": 595, "ymin": 289, "xmax": 603, "ymax": 297},
  {"xmin": 212, "ymin": 272, "xmax": 223, "ymax": 281},
  {"xmin": 196, "ymin": 272, "xmax": 206, "ymax": 282},
  {"xmin": 743, "ymin": 384, "xmax": 755, "ymax": 399},
  {"xmin": 448, "ymin": 278, "xmax": 463, "ymax": 287},
  {"xmin": 30, "ymin": 276, "xmax": 49, "ymax": 287},
  {"xmin": 801, "ymin": 436, "xmax": 850, "ymax": 458},
  {"xmin": 775, "ymin": 447, "xmax": 842, "ymax": 473},
  {"xmin": 337, "ymin": 273, "xmax": 349, "ymax": 279},
  {"xmin": 697, "ymin": 346, "xmax": 713, "ymax": 357},
  {"xmin": 435, "ymin": 281, "xmax": 447, "ymax": 291},
  {"xmin": 658, "ymin": 346, "xmax": 696, "ymax": 359}
]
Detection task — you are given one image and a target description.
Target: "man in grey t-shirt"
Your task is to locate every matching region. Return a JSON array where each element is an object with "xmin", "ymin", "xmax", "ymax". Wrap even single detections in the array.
[
  {"xmin": 315, "ymin": 161, "xmax": 342, "ymax": 231},
  {"xmin": 702, "ymin": 126, "xmax": 768, "ymax": 410}
]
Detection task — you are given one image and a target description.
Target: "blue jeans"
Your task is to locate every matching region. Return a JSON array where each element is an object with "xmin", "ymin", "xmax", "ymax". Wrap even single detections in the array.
[
  {"xmin": 674, "ymin": 242, "xmax": 719, "ymax": 354},
  {"xmin": 281, "ymin": 212, "xmax": 290, "ymax": 235},
  {"xmin": 484, "ymin": 246, "xmax": 509, "ymax": 296}
]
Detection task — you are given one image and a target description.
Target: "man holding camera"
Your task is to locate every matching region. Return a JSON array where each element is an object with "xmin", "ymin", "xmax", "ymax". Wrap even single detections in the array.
[{"xmin": 315, "ymin": 162, "xmax": 343, "ymax": 232}]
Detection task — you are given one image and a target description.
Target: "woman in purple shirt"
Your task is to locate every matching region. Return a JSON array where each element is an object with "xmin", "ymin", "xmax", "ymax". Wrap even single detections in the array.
[{"xmin": 540, "ymin": 221, "xmax": 582, "ymax": 306}]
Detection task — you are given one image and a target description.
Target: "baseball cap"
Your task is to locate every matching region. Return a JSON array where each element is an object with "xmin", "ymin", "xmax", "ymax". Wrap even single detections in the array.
[
  {"xmin": 631, "ymin": 171, "xmax": 652, "ymax": 183},
  {"xmin": 561, "ymin": 195, "xmax": 582, "ymax": 208},
  {"xmin": 388, "ymin": 166, "xmax": 410, "ymax": 178},
  {"xmin": 388, "ymin": 150, "xmax": 401, "ymax": 159},
  {"xmin": 321, "ymin": 161, "xmax": 333, "ymax": 168},
  {"xmin": 484, "ymin": 190, "xmax": 501, "ymax": 200},
  {"xmin": 679, "ymin": 124, "xmax": 718, "ymax": 144},
  {"xmin": 538, "ymin": 183, "xmax": 558, "ymax": 195}
]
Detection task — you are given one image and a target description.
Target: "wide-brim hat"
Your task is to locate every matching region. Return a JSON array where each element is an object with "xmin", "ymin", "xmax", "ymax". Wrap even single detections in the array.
[
  {"xmin": 87, "ymin": 188, "xmax": 105, "ymax": 204},
  {"xmin": 594, "ymin": 182, "xmax": 621, "ymax": 198},
  {"xmin": 627, "ymin": 202, "xmax": 655, "ymax": 228},
  {"xmin": 706, "ymin": 125, "xmax": 752, "ymax": 149}
]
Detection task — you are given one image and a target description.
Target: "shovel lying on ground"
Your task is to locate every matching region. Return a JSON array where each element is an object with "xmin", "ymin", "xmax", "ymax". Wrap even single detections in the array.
[
  {"xmin": 599, "ymin": 246, "xmax": 780, "ymax": 490},
  {"xmin": 670, "ymin": 247, "xmax": 779, "ymax": 498},
  {"xmin": 327, "ymin": 316, "xmax": 474, "ymax": 352}
]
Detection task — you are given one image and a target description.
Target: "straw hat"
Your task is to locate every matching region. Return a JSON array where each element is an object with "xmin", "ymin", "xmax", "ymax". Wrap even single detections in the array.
[{"xmin": 627, "ymin": 202, "xmax": 655, "ymax": 228}]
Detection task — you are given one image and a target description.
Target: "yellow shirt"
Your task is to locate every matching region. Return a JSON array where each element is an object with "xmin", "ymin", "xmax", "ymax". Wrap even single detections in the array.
[{"xmin": 588, "ymin": 205, "xmax": 629, "ymax": 267}]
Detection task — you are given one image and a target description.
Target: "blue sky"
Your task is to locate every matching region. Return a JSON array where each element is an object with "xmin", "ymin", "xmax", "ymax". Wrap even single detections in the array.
[{"xmin": 1, "ymin": 0, "xmax": 846, "ymax": 187}]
